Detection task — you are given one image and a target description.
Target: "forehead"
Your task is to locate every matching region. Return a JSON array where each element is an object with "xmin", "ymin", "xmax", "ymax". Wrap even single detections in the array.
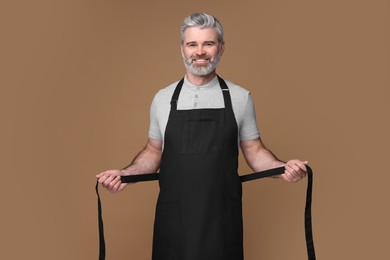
[{"xmin": 182, "ymin": 27, "xmax": 218, "ymax": 43}]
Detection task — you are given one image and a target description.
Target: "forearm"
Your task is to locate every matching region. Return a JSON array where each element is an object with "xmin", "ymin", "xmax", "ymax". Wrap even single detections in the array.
[
  {"xmin": 241, "ymin": 138, "xmax": 308, "ymax": 182},
  {"xmin": 241, "ymin": 138, "xmax": 285, "ymax": 173},
  {"xmin": 121, "ymin": 140, "xmax": 162, "ymax": 175},
  {"xmin": 247, "ymin": 148, "xmax": 285, "ymax": 172}
]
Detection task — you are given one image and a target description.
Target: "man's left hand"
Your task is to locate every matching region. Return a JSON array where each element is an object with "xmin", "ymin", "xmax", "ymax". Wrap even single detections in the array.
[{"xmin": 281, "ymin": 160, "xmax": 308, "ymax": 182}]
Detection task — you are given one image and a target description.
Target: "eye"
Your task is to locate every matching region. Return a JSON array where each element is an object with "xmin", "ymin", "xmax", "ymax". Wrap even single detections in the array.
[{"xmin": 204, "ymin": 42, "xmax": 215, "ymax": 47}]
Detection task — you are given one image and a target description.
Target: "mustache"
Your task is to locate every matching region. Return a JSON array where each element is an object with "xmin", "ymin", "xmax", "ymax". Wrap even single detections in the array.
[{"xmin": 190, "ymin": 55, "xmax": 211, "ymax": 60}]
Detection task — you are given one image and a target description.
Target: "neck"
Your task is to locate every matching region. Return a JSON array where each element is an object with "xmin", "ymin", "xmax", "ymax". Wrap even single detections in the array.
[{"xmin": 186, "ymin": 71, "xmax": 217, "ymax": 86}]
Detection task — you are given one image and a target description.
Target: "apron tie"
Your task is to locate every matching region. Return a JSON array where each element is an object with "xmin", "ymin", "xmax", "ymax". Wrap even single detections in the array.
[{"xmin": 96, "ymin": 165, "xmax": 316, "ymax": 260}]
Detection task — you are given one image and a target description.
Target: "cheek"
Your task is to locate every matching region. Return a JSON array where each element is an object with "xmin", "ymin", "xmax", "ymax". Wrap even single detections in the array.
[
  {"xmin": 182, "ymin": 49, "xmax": 193, "ymax": 59},
  {"xmin": 209, "ymin": 47, "xmax": 220, "ymax": 57}
]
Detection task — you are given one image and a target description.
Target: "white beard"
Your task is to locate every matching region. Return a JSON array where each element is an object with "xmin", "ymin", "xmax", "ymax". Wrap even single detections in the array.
[{"xmin": 182, "ymin": 49, "xmax": 222, "ymax": 76}]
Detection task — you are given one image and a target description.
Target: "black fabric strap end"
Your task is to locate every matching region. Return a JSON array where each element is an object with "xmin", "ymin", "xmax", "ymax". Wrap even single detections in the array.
[
  {"xmin": 304, "ymin": 166, "xmax": 316, "ymax": 259},
  {"xmin": 96, "ymin": 181, "xmax": 106, "ymax": 260}
]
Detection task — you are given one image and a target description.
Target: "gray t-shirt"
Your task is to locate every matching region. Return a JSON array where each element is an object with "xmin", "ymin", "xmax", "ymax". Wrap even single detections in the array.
[{"xmin": 148, "ymin": 76, "xmax": 260, "ymax": 143}]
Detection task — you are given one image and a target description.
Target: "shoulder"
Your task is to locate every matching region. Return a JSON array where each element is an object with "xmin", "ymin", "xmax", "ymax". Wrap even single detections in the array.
[
  {"xmin": 223, "ymin": 78, "xmax": 250, "ymax": 93},
  {"xmin": 152, "ymin": 80, "xmax": 180, "ymax": 103},
  {"xmin": 223, "ymin": 78, "xmax": 251, "ymax": 102}
]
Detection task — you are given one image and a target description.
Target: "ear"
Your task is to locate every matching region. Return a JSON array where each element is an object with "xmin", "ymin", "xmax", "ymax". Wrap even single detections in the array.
[{"xmin": 219, "ymin": 41, "xmax": 225, "ymax": 55}]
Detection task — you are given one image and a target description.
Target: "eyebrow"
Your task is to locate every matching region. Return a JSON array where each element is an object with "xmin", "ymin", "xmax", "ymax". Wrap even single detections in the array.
[
  {"xmin": 204, "ymin": 41, "xmax": 216, "ymax": 45},
  {"xmin": 185, "ymin": 41, "xmax": 216, "ymax": 46}
]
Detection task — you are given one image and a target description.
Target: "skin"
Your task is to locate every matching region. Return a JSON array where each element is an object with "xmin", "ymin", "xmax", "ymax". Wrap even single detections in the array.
[{"xmin": 96, "ymin": 27, "xmax": 308, "ymax": 193}]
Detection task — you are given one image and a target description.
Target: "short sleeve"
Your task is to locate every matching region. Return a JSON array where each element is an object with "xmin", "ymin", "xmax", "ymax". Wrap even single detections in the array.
[
  {"xmin": 148, "ymin": 94, "xmax": 162, "ymax": 140},
  {"xmin": 239, "ymin": 94, "xmax": 260, "ymax": 141}
]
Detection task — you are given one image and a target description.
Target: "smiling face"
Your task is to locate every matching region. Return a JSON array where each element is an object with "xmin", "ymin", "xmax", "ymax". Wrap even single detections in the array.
[{"xmin": 181, "ymin": 27, "xmax": 225, "ymax": 77}]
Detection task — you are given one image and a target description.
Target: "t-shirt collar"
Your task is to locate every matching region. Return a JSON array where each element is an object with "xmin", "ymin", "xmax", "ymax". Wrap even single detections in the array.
[{"xmin": 183, "ymin": 75, "xmax": 219, "ymax": 91}]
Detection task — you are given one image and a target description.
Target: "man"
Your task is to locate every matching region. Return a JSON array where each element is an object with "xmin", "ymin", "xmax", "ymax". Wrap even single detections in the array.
[{"xmin": 97, "ymin": 13, "xmax": 308, "ymax": 260}]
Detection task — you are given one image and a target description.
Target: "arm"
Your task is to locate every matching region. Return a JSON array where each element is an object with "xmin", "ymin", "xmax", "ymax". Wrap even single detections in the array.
[
  {"xmin": 122, "ymin": 138, "xmax": 162, "ymax": 175},
  {"xmin": 96, "ymin": 138, "xmax": 162, "ymax": 192},
  {"xmin": 240, "ymin": 138, "xmax": 307, "ymax": 182}
]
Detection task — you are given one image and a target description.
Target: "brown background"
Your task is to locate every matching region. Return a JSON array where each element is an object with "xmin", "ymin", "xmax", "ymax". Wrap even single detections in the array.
[{"xmin": 1, "ymin": 0, "xmax": 389, "ymax": 259}]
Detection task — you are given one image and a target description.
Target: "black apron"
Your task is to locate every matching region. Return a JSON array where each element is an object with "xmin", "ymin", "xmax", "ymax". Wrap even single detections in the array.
[
  {"xmin": 151, "ymin": 76, "xmax": 243, "ymax": 260},
  {"xmin": 96, "ymin": 76, "xmax": 316, "ymax": 260}
]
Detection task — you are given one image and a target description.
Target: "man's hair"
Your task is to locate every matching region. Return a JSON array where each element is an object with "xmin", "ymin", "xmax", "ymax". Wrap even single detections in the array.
[{"xmin": 180, "ymin": 13, "xmax": 224, "ymax": 45}]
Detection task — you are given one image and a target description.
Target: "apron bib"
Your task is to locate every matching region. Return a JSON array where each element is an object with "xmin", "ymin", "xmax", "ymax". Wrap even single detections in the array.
[{"xmin": 151, "ymin": 76, "xmax": 242, "ymax": 260}]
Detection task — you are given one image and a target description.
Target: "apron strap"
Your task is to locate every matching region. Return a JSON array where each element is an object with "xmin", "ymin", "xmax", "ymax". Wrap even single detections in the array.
[
  {"xmin": 217, "ymin": 75, "xmax": 233, "ymax": 110},
  {"xmin": 121, "ymin": 173, "xmax": 159, "ymax": 182},
  {"xmin": 170, "ymin": 78, "xmax": 184, "ymax": 111},
  {"xmin": 95, "ymin": 181, "xmax": 105, "ymax": 260},
  {"xmin": 95, "ymin": 173, "xmax": 160, "ymax": 260},
  {"xmin": 96, "ymin": 168, "xmax": 315, "ymax": 260},
  {"xmin": 240, "ymin": 165, "xmax": 316, "ymax": 260}
]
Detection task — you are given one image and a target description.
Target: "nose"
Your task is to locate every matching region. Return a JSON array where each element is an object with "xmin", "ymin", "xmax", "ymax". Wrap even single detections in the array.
[{"xmin": 196, "ymin": 45, "xmax": 205, "ymax": 56}]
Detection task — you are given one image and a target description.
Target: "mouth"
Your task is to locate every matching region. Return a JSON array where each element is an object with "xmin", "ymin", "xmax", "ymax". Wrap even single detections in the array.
[{"xmin": 192, "ymin": 58, "xmax": 210, "ymax": 65}]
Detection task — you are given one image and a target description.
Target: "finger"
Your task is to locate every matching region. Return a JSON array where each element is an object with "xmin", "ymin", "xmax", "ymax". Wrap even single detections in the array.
[
  {"xmin": 294, "ymin": 161, "xmax": 307, "ymax": 172},
  {"xmin": 285, "ymin": 164, "xmax": 297, "ymax": 176},
  {"xmin": 280, "ymin": 173, "xmax": 290, "ymax": 182},
  {"xmin": 284, "ymin": 166, "xmax": 297, "ymax": 182},
  {"xmin": 112, "ymin": 181, "xmax": 121, "ymax": 192},
  {"xmin": 287, "ymin": 160, "xmax": 307, "ymax": 177},
  {"xmin": 288, "ymin": 160, "xmax": 309, "ymax": 171},
  {"xmin": 97, "ymin": 169, "xmax": 121, "ymax": 178},
  {"xmin": 291, "ymin": 163, "xmax": 302, "ymax": 172},
  {"xmin": 289, "ymin": 171, "xmax": 300, "ymax": 182},
  {"xmin": 98, "ymin": 174, "xmax": 109, "ymax": 184},
  {"xmin": 102, "ymin": 175, "xmax": 116, "ymax": 188},
  {"xmin": 96, "ymin": 170, "xmax": 112, "ymax": 178},
  {"xmin": 107, "ymin": 176, "xmax": 121, "ymax": 191},
  {"xmin": 287, "ymin": 160, "xmax": 302, "ymax": 168},
  {"xmin": 111, "ymin": 177, "xmax": 124, "ymax": 192},
  {"xmin": 292, "ymin": 162, "xmax": 307, "ymax": 178},
  {"xmin": 286, "ymin": 165, "xmax": 302, "ymax": 182},
  {"xmin": 117, "ymin": 183, "xmax": 128, "ymax": 192}
]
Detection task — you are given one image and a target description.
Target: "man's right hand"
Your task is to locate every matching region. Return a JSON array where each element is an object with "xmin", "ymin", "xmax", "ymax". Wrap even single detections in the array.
[{"xmin": 96, "ymin": 169, "xmax": 128, "ymax": 193}]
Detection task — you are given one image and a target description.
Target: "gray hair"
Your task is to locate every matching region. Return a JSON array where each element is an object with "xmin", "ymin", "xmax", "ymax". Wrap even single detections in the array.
[{"xmin": 180, "ymin": 13, "xmax": 224, "ymax": 45}]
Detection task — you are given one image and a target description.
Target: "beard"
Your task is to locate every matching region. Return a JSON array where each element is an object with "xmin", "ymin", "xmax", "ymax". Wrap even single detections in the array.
[{"xmin": 182, "ymin": 49, "xmax": 222, "ymax": 76}]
